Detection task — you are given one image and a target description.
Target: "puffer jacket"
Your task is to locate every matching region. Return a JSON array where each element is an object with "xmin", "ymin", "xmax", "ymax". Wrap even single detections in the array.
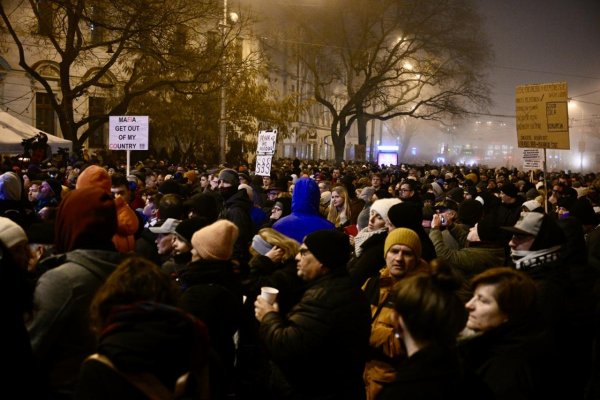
[{"xmin": 260, "ymin": 268, "xmax": 371, "ymax": 400}]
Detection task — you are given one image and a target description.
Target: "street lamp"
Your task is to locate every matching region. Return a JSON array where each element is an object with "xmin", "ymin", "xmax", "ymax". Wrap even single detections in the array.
[{"xmin": 218, "ymin": 0, "xmax": 238, "ymax": 164}]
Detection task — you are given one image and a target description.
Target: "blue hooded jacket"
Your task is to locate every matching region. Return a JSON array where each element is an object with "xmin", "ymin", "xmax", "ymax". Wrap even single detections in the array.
[{"xmin": 273, "ymin": 177, "xmax": 334, "ymax": 243}]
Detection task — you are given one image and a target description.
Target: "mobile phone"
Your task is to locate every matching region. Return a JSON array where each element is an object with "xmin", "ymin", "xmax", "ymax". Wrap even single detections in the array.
[{"xmin": 440, "ymin": 215, "xmax": 447, "ymax": 226}]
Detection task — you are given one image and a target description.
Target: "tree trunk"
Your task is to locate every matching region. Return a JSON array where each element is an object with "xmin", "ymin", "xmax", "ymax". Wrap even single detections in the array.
[
  {"xmin": 398, "ymin": 135, "xmax": 413, "ymax": 164},
  {"xmin": 356, "ymin": 105, "xmax": 367, "ymax": 146}
]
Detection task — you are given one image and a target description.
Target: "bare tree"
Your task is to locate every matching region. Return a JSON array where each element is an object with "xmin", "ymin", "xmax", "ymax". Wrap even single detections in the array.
[
  {"xmin": 0, "ymin": 0, "xmax": 252, "ymax": 150},
  {"xmin": 129, "ymin": 67, "xmax": 299, "ymax": 164},
  {"xmin": 269, "ymin": 0, "xmax": 492, "ymax": 162}
]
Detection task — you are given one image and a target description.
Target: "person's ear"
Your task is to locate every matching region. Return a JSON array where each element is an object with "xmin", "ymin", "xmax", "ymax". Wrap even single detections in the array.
[{"xmin": 394, "ymin": 313, "xmax": 408, "ymax": 340}]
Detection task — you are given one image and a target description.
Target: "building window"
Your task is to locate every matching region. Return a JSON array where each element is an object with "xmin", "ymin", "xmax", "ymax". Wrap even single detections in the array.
[
  {"xmin": 88, "ymin": 97, "xmax": 107, "ymax": 147},
  {"xmin": 37, "ymin": 0, "xmax": 54, "ymax": 36},
  {"xmin": 35, "ymin": 92, "xmax": 55, "ymax": 134}
]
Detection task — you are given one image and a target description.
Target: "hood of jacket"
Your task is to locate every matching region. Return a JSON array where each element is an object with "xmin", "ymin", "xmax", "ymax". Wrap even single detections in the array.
[
  {"xmin": 291, "ymin": 177, "xmax": 320, "ymax": 215},
  {"xmin": 0, "ymin": 172, "xmax": 22, "ymax": 201},
  {"xmin": 64, "ymin": 249, "xmax": 123, "ymax": 279}
]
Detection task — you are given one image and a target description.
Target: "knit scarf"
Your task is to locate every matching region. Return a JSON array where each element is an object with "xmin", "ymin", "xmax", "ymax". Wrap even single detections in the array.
[
  {"xmin": 354, "ymin": 227, "xmax": 387, "ymax": 257},
  {"xmin": 511, "ymin": 245, "xmax": 562, "ymax": 271}
]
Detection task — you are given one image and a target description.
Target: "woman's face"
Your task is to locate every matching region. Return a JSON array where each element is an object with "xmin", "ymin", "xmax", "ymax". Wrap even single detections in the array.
[
  {"xmin": 465, "ymin": 283, "xmax": 508, "ymax": 332},
  {"xmin": 368, "ymin": 210, "xmax": 386, "ymax": 231},
  {"xmin": 173, "ymin": 236, "xmax": 191, "ymax": 255},
  {"xmin": 271, "ymin": 205, "xmax": 283, "ymax": 220},
  {"xmin": 331, "ymin": 191, "xmax": 344, "ymax": 208}
]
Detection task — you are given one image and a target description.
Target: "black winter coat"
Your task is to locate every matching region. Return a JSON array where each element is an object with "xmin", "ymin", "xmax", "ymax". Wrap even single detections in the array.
[
  {"xmin": 260, "ymin": 269, "xmax": 371, "ymax": 400},
  {"xmin": 378, "ymin": 345, "xmax": 493, "ymax": 400}
]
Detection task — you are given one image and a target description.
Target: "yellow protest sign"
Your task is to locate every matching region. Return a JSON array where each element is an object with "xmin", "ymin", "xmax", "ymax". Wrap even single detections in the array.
[{"xmin": 515, "ymin": 81, "xmax": 570, "ymax": 149}]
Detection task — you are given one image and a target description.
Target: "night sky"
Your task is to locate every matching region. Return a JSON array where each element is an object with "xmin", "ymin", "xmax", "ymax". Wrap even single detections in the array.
[{"xmin": 478, "ymin": 0, "xmax": 600, "ymax": 118}]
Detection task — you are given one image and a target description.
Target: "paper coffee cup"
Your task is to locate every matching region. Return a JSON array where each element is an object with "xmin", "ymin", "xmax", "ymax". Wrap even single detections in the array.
[{"xmin": 260, "ymin": 286, "xmax": 279, "ymax": 305}]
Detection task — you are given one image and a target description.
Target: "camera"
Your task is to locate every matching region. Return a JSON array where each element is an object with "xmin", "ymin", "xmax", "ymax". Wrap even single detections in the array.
[{"xmin": 440, "ymin": 215, "xmax": 447, "ymax": 226}]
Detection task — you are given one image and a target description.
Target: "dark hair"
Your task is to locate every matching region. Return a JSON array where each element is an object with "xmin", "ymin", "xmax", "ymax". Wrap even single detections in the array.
[
  {"xmin": 470, "ymin": 267, "xmax": 537, "ymax": 323},
  {"xmin": 90, "ymin": 256, "xmax": 180, "ymax": 333},
  {"xmin": 159, "ymin": 193, "xmax": 184, "ymax": 220},
  {"xmin": 110, "ymin": 173, "xmax": 129, "ymax": 189},
  {"xmin": 391, "ymin": 260, "xmax": 467, "ymax": 347}
]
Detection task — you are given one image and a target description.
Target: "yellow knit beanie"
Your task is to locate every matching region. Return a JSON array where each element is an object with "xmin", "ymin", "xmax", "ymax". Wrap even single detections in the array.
[{"xmin": 384, "ymin": 228, "xmax": 422, "ymax": 259}]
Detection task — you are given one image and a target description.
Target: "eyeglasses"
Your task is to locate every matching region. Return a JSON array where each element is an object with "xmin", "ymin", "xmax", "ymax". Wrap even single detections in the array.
[
  {"xmin": 400, "ymin": 188, "xmax": 412, "ymax": 193},
  {"xmin": 272, "ymin": 207, "xmax": 282, "ymax": 212}
]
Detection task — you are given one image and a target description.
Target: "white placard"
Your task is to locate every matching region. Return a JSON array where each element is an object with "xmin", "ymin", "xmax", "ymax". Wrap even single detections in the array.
[
  {"xmin": 522, "ymin": 148, "xmax": 542, "ymax": 170},
  {"xmin": 257, "ymin": 130, "xmax": 277, "ymax": 154},
  {"xmin": 109, "ymin": 116, "xmax": 149, "ymax": 151},
  {"xmin": 255, "ymin": 154, "xmax": 273, "ymax": 177}
]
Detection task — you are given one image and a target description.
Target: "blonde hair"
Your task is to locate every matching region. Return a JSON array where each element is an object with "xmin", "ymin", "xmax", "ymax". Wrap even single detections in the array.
[
  {"xmin": 249, "ymin": 228, "xmax": 299, "ymax": 262},
  {"xmin": 326, "ymin": 185, "xmax": 351, "ymax": 227}
]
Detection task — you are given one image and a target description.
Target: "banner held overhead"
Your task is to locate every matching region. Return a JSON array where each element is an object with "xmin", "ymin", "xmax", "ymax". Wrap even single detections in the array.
[{"xmin": 515, "ymin": 81, "xmax": 570, "ymax": 150}]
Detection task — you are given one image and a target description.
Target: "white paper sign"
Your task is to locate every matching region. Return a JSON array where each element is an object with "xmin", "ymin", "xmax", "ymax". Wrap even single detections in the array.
[
  {"xmin": 522, "ymin": 148, "xmax": 542, "ymax": 171},
  {"xmin": 255, "ymin": 154, "xmax": 273, "ymax": 177},
  {"xmin": 257, "ymin": 130, "xmax": 277, "ymax": 154},
  {"xmin": 109, "ymin": 116, "xmax": 149, "ymax": 151}
]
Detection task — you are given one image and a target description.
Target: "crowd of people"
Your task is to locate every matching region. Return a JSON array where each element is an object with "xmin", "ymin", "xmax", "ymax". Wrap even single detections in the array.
[{"xmin": 1, "ymin": 154, "xmax": 600, "ymax": 399}]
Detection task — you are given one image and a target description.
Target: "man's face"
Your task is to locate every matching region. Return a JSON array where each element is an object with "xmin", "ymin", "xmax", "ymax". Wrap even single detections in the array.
[
  {"xmin": 318, "ymin": 183, "xmax": 327, "ymax": 193},
  {"xmin": 218, "ymin": 180, "xmax": 232, "ymax": 189},
  {"xmin": 295, "ymin": 245, "xmax": 326, "ymax": 282},
  {"xmin": 156, "ymin": 233, "xmax": 175, "ymax": 255},
  {"xmin": 385, "ymin": 244, "xmax": 417, "ymax": 279},
  {"xmin": 28, "ymin": 184, "xmax": 40, "ymax": 202},
  {"xmin": 210, "ymin": 176, "xmax": 219, "ymax": 189},
  {"xmin": 200, "ymin": 176, "xmax": 209, "ymax": 188},
  {"xmin": 509, "ymin": 233, "xmax": 535, "ymax": 251},
  {"xmin": 500, "ymin": 191, "xmax": 515, "ymax": 204},
  {"xmin": 399, "ymin": 184, "xmax": 413, "ymax": 199},
  {"xmin": 111, "ymin": 185, "xmax": 130, "ymax": 200},
  {"xmin": 267, "ymin": 190, "xmax": 279, "ymax": 201},
  {"xmin": 371, "ymin": 176, "xmax": 381, "ymax": 188},
  {"xmin": 262, "ymin": 176, "xmax": 272, "ymax": 187},
  {"xmin": 332, "ymin": 169, "xmax": 341, "ymax": 179},
  {"xmin": 146, "ymin": 175, "xmax": 157, "ymax": 189}
]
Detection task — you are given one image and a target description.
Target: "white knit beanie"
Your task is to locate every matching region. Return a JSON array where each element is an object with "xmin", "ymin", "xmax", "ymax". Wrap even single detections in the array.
[
  {"xmin": 0, "ymin": 216, "xmax": 27, "ymax": 249},
  {"xmin": 370, "ymin": 198, "xmax": 401, "ymax": 222}
]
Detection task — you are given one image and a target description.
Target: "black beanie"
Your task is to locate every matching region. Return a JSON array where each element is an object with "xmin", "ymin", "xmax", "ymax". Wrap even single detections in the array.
[
  {"xmin": 218, "ymin": 168, "xmax": 239, "ymax": 186},
  {"xmin": 175, "ymin": 217, "xmax": 209, "ymax": 245},
  {"xmin": 158, "ymin": 179, "xmax": 181, "ymax": 195},
  {"xmin": 387, "ymin": 202, "xmax": 422, "ymax": 230},
  {"xmin": 500, "ymin": 183, "xmax": 518, "ymax": 198},
  {"xmin": 458, "ymin": 199, "xmax": 483, "ymax": 226},
  {"xmin": 304, "ymin": 230, "xmax": 350, "ymax": 269}
]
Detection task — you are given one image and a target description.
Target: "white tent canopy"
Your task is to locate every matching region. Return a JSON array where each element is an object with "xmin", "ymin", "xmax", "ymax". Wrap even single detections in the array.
[{"xmin": 0, "ymin": 111, "xmax": 72, "ymax": 153}]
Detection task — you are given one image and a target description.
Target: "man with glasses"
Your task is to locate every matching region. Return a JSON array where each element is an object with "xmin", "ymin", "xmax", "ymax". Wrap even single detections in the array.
[
  {"xmin": 254, "ymin": 229, "xmax": 371, "ymax": 399},
  {"xmin": 398, "ymin": 180, "xmax": 421, "ymax": 205}
]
